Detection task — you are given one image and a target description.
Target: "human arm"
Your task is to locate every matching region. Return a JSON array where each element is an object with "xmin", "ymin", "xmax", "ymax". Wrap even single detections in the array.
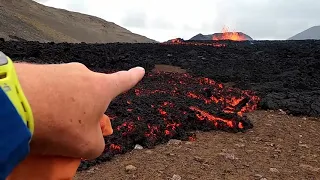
[
  {"xmin": 0, "ymin": 52, "xmax": 144, "ymax": 179},
  {"xmin": 13, "ymin": 62, "xmax": 145, "ymax": 159},
  {"xmin": 0, "ymin": 88, "xmax": 31, "ymax": 179},
  {"xmin": 5, "ymin": 62, "xmax": 144, "ymax": 179}
]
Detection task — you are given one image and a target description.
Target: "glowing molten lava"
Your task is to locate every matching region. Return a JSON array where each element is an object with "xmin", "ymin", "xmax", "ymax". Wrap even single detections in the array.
[
  {"xmin": 105, "ymin": 71, "xmax": 259, "ymax": 152},
  {"xmin": 79, "ymin": 71, "xmax": 260, "ymax": 170},
  {"xmin": 212, "ymin": 26, "xmax": 247, "ymax": 41},
  {"xmin": 163, "ymin": 38, "xmax": 226, "ymax": 47}
]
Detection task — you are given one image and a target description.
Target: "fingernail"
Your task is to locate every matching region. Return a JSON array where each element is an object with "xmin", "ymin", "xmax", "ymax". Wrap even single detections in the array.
[{"xmin": 129, "ymin": 66, "xmax": 145, "ymax": 71}]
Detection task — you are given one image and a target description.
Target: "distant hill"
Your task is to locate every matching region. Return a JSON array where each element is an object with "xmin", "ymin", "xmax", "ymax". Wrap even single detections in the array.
[
  {"xmin": 0, "ymin": 0, "xmax": 157, "ymax": 43},
  {"xmin": 288, "ymin": 26, "xmax": 320, "ymax": 40},
  {"xmin": 189, "ymin": 34, "xmax": 213, "ymax": 41},
  {"xmin": 189, "ymin": 32, "xmax": 253, "ymax": 41}
]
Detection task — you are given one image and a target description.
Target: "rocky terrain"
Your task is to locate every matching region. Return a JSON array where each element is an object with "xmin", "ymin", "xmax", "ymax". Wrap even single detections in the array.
[
  {"xmin": 0, "ymin": 0, "xmax": 156, "ymax": 43},
  {"xmin": 1, "ymin": 39, "xmax": 319, "ymax": 179}
]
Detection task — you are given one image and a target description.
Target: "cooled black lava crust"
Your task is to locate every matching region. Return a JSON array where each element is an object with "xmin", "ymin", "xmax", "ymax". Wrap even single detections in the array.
[
  {"xmin": 2, "ymin": 40, "xmax": 320, "ymax": 116},
  {"xmin": 1, "ymin": 39, "xmax": 320, "ymax": 170}
]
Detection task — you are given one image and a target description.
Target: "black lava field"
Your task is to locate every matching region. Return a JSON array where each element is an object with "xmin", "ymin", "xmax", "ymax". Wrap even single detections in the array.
[{"xmin": 1, "ymin": 39, "xmax": 320, "ymax": 170}]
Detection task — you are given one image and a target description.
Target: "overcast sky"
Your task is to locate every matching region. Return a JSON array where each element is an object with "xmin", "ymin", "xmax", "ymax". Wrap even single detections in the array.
[{"xmin": 35, "ymin": 0, "xmax": 320, "ymax": 42}]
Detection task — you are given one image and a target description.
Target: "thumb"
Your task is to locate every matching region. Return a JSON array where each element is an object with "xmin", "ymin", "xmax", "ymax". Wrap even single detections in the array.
[
  {"xmin": 100, "ymin": 114, "xmax": 113, "ymax": 136},
  {"xmin": 106, "ymin": 67, "xmax": 145, "ymax": 100}
]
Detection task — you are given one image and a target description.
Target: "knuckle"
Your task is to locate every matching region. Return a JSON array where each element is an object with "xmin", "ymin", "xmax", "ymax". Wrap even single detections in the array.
[{"xmin": 68, "ymin": 62, "xmax": 89, "ymax": 70}]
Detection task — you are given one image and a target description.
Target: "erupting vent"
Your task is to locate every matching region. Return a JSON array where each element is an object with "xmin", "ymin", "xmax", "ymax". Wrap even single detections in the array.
[
  {"xmin": 79, "ymin": 71, "xmax": 260, "ymax": 170},
  {"xmin": 212, "ymin": 26, "xmax": 247, "ymax": 41},
  {"xmin": 163, "ymin": 26, "xmax": 250, "ymax": 46}
]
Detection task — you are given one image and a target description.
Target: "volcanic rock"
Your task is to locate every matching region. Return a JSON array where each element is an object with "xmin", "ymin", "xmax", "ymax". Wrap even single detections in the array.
[
  {"xmin": 125, "ymin": 165, "xmax": 137, "ymax": 172},
  {"xmin": 171, "ymin": 174, "xmax": 182, "ymax": 180},
  {"xmin": 235, "ymin": 143, "xmax": 245, "ymax": 148},
  {"xmin": 193, "ymin": 156, "xmax": 205, "ymax": 163},
  {"xmin": 269, "ymin": 168, "xmax": 280, "ymax": 173},
  {"xmin": 218, "ymin": 152, "xmax": 237, "ymax": 160},
  {"xmin": 134, "ymin": 144, "xmax": 143, "ymax": 150},
  {"xmin": 299, "ymin": 164, "xmax": 320, "ymax": 172},
  {"xmin": 167, "ymin": 139, "xmax": 182, "ymax": 146},
  {"xmin": 254, "ymin": 174, "xmax": 263, "ymax": 179},
  {"xmin": 164, "ymin": 38, "xmax": 184, "ymax": 43}
]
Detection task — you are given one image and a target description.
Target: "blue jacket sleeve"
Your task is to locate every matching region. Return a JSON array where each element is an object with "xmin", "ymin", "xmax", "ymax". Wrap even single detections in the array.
[{"xmin": 0, "ymin": 88, "xmax": 31, "ymax": 179}]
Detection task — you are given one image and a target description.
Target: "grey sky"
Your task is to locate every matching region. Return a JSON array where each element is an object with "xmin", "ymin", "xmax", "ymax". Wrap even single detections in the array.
[{"xmin": 35, "ymin": 0, "xmax": 320, "ymax": 41}]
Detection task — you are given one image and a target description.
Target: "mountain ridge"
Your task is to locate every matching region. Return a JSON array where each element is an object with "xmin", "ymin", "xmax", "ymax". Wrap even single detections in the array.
[
  {"xmin": 288, "ymin": 25, "xmax": 320, "ymax": 40},
  {"xmin": 0, "ymin": 0, "xmax": 157, "ymax": 43}
]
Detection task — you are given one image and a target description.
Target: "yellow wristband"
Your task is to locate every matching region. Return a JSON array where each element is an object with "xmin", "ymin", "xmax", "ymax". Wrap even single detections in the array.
[{"xmin": 0, "ymin": 51, "xmax": 34, "ymax": 135}]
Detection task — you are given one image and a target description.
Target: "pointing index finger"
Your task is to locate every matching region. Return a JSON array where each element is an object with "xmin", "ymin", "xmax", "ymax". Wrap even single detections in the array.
[{"xmin": 106, "ymin": 67, "xmax": 145, "ymax": 100}]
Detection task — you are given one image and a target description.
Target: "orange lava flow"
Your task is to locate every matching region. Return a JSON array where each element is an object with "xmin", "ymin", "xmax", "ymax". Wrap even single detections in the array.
[
  {"xmin": 103, "ymin": 72, "xmax": 260, "ymax": 155},
  {"xmin": 189, "ymin": 106, "xmax": 244, "ymax": 129},
  {"xmin": 162, "ymin": 38, "xmax": 226, "ymax": 47}
]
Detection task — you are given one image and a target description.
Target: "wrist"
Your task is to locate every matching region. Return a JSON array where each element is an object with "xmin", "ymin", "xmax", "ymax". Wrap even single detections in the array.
[
  {"xmin": 13, "ymin": 63, "xmax": 60, "ymax": 155},
  {"xmin": 13, "ymin": 63, "xmax": 44, "ymax": 137}
]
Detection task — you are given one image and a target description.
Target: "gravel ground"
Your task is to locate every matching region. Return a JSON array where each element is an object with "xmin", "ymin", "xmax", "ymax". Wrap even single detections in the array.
[{"xmin": 75, "ymin": 110, "xmax": 320, "ymax": 180}]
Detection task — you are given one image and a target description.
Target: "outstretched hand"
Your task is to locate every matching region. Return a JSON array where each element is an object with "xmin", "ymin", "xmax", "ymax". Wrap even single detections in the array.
[{"xmin": 14, "ymin": 62, "xmax": 145, "ymax": 159}]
